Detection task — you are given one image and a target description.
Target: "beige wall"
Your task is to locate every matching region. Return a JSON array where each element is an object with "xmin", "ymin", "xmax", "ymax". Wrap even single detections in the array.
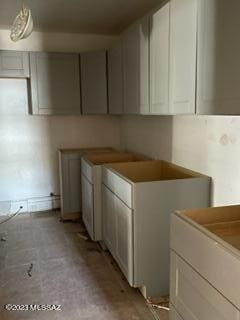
[
  {"xmin": 0, "ymin": 31, "xmax": 120, "ymax": 211},
  {"xmin": 0, "ymin": 29, "xmax": 116, "ymax": 52},
  {"xmin": 121, "ymin": 115, "xmax": 240, "ymax": 206}
]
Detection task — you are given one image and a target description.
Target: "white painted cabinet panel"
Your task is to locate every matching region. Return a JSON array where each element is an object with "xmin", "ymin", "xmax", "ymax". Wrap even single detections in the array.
[
  {"xmin": 81, "ymin": 152, "xmax": 145, "ymax": 241},
  {"xmin": 122, "ymin": 18, "xmax": 149, "ymax": 115},
  {"xmin": 82, "ymin": 174, "xmax": 94, "ymax": 238},
  {"xmin": 102, "ymin": 160, "xmax": 210, "ymax": 297},
  {"xmin": 197, "ymin": 0, "xmax": 240, "ymax": 115},
  {"xmin": 30, "ymin": 52, "xmax": 81, "ymax": 115},
  {"xmin": 81, "ymin": 50, "xmax": 108, "ymax": 114},
  {"xmin": 149, "ymin": 3, "xmax": 170, "ymax": 115},
  {"xmin": 169, "ymin": 0, "xmax": 197, "ymax": 114},
  {"xmin": 102, "ymin": 185, "xmax": 117, "ymax": 256},
  {"xmin": 102, "ymin": 184, "xmax": 134, "ymax": 284},
  {"xmin": 170, "ymin": 205, "xmax": 240, "ymax": 318},
  {"xmin": 0, "ymin": 51, "xmax": 29, "ymax": 78},
  {"xmin": 59, "ymin": 148, "xmax": 113, "ymax": 220},
  {"xmin": 170, "ymin": 252, "xmax": 239, "ymax": 320},
  {"xmin": 171, "ymin": 207, "xmax": 240, "ymax": 311},
  {"xmin": 169, "ymin": 306, "xmax": 184, "ymax": 320},
  {"xmin": 115, "ymin": 195, "xmax": 133, "ymax": 284},
  {"xmin": 108, "ymin": 43, "xmax": 123, "ymax": 114}
]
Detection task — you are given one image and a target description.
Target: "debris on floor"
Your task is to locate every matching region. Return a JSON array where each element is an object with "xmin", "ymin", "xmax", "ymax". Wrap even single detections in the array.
[
  {"xmin": 77, "ymin": 230, "xmax": 89, "ymax": 241},
  {"xmin": 147, "ymin": 296, "xmax": 170, "ymax": 311},
  {"xmin": 0, "ymin": 210, "xmax": 161, "ymax": 320},
  {"xmin": 27, "ymin": 263, "xmax": 33, "ymax": 277}
]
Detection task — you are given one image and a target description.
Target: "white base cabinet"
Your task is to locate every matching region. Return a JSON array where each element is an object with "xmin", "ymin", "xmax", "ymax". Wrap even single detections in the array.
[
  {"xmin": 81, "ymin": 152, "xmax": 145, "ymax": 241},
  {"xmin": 170, "ymin": 205, "xmax": 240, "ymax": 319},
  {"xmin": 58, "ymin": 148, "xmax": 113, "ymax": 220},
  {"xmin": 102, "ymin": 160, "xmax": 211, "ymax": 297}
]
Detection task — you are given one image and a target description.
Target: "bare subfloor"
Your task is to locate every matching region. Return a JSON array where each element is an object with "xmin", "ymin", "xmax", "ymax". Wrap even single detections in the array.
[{"xmin": 0, "ymin": 211, "xmax": 168, "ymax": 320}]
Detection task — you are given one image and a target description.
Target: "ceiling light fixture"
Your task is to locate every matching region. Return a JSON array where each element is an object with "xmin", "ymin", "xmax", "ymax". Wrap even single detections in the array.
[{"xmin": 10, "ymin": 3, "xmax": 33, "ymax": 42}]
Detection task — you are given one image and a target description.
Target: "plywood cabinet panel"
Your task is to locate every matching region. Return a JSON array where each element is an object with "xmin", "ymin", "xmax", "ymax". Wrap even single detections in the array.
[
  {"xmin": 81, "ymin": 50, "xmax": 108, "ymax": 114},
  {"xmin": 0, "ymin": 51, "xmax": 29, "ymax": 78},
  {"xmin": 30, "ymin": 52, "xmax": 81, "ymax": 115}
]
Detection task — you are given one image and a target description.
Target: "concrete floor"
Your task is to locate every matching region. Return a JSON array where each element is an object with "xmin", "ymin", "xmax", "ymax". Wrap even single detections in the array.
[{"xmin": 0, "ymin": 211, "xmax": 169, "ymax": 320}]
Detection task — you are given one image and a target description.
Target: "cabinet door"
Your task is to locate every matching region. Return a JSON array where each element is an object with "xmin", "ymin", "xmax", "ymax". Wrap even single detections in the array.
[
  {"xmin": 123, "ymin": 18, "xmax": 149, "ymax": 115},
  {"xmin": 108, "ymin": 42, "xmax": 123, "ymax": 114},
  {"xmin": 170, "ymin": 251, "xmax": 240, "ymax": 320},
  {"xmin": 197, "ymin": 0, "xmax": 240, "ymax": 115},
  {"xmin": 169, "ymin": 0, "xmax": 197, "ymax": 114},
  {"xmin": 102, "ymin": 185, "xmax": 117, "ymax": 256},
  {"xmin": 81, "ymin": 50, "xmax": 108, "ymax": 114},
  {"xmin": 115, "ymin": 196, "xmax": 134, "ymax": 285},
  {"xmin": 30, "ymin": 52, "xmax": 81, "ymax": 115},
  {"xmin": 149, "ymin": 3, "xmax": 170, "ymax": 115},
  {"xmin": 60, "ymin": 153, "xmax": 82, "ymax": 216},
  {"xmin": 82, "ymin": 174, "xmax": 94, "ymax": 239},
  {"xmin": 0, "ymin": 51, "xmax": 29, "ymax": 78}
]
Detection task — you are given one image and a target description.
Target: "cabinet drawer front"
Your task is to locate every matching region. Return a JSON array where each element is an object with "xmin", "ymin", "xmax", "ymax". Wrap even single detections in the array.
[
  {"xmin": 102, "ymin": 167, "xmax": 132, "ymax": 208},
  {"xmin": 170, "ymin": 252, "xmax": 239, "ymax": 320},
  {"xmin": 171, "ymin": 214, "xmax": 240, "ymax": 309},
  {"xmin": 81, "ymin": 158, "xmax": 93, "ymax": 184}
]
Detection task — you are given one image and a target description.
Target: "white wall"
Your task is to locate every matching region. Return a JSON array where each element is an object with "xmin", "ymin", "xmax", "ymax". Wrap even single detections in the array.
[
  {"xmin": 121, "ymin": 115, "xmax": 240, "ymax": 206},
  {"xmin": 0, "ymin": 29, "xmax": 116, "ymax": 52},
  {"xmin": 0, "ymin": 31, "xmax": 120, "ymax": 213}
]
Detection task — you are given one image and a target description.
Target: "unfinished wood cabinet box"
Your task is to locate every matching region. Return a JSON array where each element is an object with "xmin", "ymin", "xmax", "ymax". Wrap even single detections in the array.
[
  {"xmin": 102, "ymin": 160, "xmax": 211, "ymax": 298},
  {"xmin": 81, "ymin": 152, "xmax": 146, "ymax": 241},
  {"xmin": 170, "ymin": 205, "xmax": 240, "ymax": 320},
  {"xmin": 58, "ymin": 147, "xmax": 113, "ymax": 220}
]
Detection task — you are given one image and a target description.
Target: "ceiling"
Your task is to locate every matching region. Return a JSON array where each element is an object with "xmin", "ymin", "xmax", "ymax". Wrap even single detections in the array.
[{"xmin": 0, "ymin": 0, "xmax": 161, "ymax": 35}]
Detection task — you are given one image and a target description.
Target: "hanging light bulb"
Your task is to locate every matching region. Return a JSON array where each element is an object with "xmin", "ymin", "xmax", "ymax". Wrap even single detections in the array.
[{"xmin": 10, "ymin": 3, "xmax": 33, "ymax": 41}]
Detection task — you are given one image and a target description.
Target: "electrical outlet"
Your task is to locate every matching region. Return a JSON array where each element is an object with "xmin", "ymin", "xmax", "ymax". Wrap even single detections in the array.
[{"xmin": 11, "ymin": 201, "xmax": 28, "ymax": 214}]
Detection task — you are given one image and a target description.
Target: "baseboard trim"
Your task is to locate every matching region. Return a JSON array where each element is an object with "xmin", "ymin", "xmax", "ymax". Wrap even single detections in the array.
[{"xmin": 0, "ymin": 196, "xmax": 61, "ymax": 215}]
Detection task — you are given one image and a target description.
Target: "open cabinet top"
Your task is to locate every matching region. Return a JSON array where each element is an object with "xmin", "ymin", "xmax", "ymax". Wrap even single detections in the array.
[
  {"xmin": 104, "ymin": 160, "xmax": 208, "ymax": 183},
  {"xmin": 83, "ymin": 152, "xmax": 146, "ymax": 165},
  {"xmin": 177, "ymin": 205, "xmax": 240, "ymax": 251}
]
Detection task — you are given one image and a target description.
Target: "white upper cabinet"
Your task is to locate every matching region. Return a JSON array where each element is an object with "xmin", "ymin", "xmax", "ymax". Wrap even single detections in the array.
[
  {"xmin": 81, "ymin": 50, "xmax": 108, "ymax": 114},
  {"xmin": 30, "ymin": 52, "xmax": 81, "ymax": 115},
  {"xmin": 169, "ymin": 0, "xmax": 197, "ymax": 114},
  {"xmin": 0, "ymin": 51, "xmax": 29, "ymax": 78},
  {"xmin": 122, "ymin": 17, "xmax": 149, "ymax": 115},
  {"xmin": 108, "ymin": 42, "xmax": 123, "ymax": 115},
  {"xmin": 197, "ymin": 0, "xmax": 240, "ymax": 115},
  {"xmin": 149, "ymin": 3, "xmax": 170, "ymax": 115}
]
